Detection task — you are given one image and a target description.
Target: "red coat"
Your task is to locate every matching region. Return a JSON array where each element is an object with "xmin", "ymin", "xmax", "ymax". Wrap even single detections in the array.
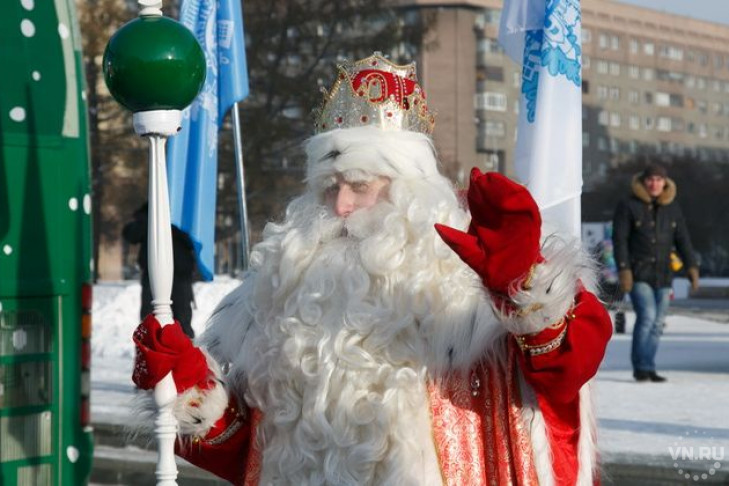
[{"xmin": 177, "ymin": 289, "xmax": 611, "ymax": 486}]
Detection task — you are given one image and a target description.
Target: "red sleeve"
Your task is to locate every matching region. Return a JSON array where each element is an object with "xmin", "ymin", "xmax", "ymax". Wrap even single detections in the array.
[
  {"xmin": 514, "ymin": 289, "xmax": 613, "ymax": 404},
  {"xmin": 175, "ymin": 397, "xmax": 252, "ymax": 485},
  {"xmin": 513, "ymin": 289, "xmax": 610, "ymax": 485}
]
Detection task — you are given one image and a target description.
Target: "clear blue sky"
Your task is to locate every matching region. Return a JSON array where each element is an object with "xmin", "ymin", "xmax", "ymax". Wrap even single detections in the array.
[{"xmin": 616, "ymin": 0, "xmax": 729, "ymax": 26}]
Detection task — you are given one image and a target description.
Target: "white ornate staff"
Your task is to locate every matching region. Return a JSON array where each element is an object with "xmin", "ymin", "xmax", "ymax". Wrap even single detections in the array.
[{"xmin": 102, "ymin": 1, "xmax": 206, "ymax": 483}]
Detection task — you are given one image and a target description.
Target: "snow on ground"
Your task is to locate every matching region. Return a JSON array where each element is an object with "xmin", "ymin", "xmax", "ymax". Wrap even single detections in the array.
[
  {"xmin": 91, "ymin": 279, "xmax": 729, "ymax": 470},
  {"xmin": 596, "ymin": 310, "xmax": 729, "ymax": 469}
]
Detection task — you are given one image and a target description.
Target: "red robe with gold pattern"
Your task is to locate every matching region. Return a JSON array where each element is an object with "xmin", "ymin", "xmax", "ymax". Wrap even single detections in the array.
[{"xmin": 177, "ymin": 289, "xmax": 611, "ymax": 486}]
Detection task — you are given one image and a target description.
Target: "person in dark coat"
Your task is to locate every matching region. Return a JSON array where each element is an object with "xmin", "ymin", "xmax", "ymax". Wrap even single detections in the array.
[
  {"xmin": 122, "ymin": 203, "xmax": 197, "ymax": 338},
  {"xmin": 613, "ymin": 163, "xmax": 699, "ymax": 382}
]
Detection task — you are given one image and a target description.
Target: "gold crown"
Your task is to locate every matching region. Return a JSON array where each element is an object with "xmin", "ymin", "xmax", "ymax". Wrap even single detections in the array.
[{"xmin": 314, "ymin": 52, "xmax": 435, "ymax": 136}]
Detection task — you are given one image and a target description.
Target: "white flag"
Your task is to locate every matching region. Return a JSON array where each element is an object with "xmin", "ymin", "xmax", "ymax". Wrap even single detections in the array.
[{"xmin": 499, "ymin": 0, "xmax": 582, "ymax": 237}]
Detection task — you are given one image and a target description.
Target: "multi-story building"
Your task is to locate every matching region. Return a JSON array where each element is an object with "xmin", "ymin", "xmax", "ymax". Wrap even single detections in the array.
[{"xmin": 408, "ymin": 0, "xmax": 729, "ymax": 187}]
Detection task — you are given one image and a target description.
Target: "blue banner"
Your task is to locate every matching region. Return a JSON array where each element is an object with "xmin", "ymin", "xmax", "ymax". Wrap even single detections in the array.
[{"xmin": 167, "ymin": 0, "xmax": 250, "ymax": 281}]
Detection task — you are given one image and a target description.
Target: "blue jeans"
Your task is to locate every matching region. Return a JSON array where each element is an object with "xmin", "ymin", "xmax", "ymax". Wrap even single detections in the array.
[{"xmin": 630, "ymin": 282, "xmax": 671, "ymax": 372}]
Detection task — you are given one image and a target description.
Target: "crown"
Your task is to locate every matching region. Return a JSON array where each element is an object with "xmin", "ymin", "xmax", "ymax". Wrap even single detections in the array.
[{"xmin": 314, "ymin": 52, "xmax": 436, "ymax": 136}]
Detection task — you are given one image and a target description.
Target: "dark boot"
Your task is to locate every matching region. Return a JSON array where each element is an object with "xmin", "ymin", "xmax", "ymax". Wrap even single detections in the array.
[
  {"xmin": 648, "ymin": 371, "xmax": 667, "ymax": 382},
  {"xmin": 633, "ymin": 370, "xmax": 651, "ymax": 381},
  {"xmin": 633, "ymin": 370, "xmax": 650, "ymax": 382}
]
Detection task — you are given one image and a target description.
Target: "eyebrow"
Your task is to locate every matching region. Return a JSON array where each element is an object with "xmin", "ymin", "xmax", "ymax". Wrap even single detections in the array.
[{"xmin": 321, "ymin": 149, "xmax": 341, "ymax": 162}]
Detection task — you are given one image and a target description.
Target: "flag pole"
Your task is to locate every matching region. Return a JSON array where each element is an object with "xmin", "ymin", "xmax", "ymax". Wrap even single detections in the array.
[{"xmin": 231, "ymin": 102, "xmax": 250, "ymax": 272}]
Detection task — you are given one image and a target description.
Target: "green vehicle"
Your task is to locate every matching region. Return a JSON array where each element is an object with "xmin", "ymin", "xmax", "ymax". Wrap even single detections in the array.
[{"xmin": 0, "ymin": 0, "xmax": 94, "ymax": 485}]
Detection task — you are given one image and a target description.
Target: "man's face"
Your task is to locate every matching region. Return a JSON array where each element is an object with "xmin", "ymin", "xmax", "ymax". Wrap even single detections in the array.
[
  {"xmin": 324, "ymin": 174, "xmax": 390, "ymax": 218},
  {"xmin": 642, "ymin": 175, "xmax": 666, "ymax": 198}
]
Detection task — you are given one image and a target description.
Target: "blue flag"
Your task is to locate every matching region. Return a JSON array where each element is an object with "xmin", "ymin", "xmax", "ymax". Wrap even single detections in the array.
[{"xmin": 167, "ymin": 0, "xmax": 250, "ymax": 281}]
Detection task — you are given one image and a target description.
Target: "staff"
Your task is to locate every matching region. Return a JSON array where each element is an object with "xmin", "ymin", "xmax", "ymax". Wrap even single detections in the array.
[{"xmin": 103, "ymin": 1, "xmax": 206, "ymax": 483}]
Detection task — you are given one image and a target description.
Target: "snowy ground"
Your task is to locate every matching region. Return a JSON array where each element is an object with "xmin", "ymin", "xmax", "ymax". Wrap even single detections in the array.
[{"xmin": 91, "ymin": 279, "xmax": 729, "ymax": 475}]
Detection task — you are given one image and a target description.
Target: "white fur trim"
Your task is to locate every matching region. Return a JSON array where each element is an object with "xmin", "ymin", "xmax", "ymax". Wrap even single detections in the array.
[
  {"xmin": 501, "ymin": 230, "xmax": 596, "ymax": 335},
  {"xmin": 576, "ymin": 382, "xmax": 598, "ymax": 486},
  {"xmin": 520, "ymin": 372, "xmax": 599, "ymax": 486},
  {"xmin": 128, "ymin": 352, "xmax": 229, "ymax": 440},
  {"xmin": 519, "ymin": 371, "xmax": 555, "ymax": 486},
  {"xmin": 173, "ymin": 353, "xmax": 229, "ymax": 437},
  {"xmin": 304, "ymin": 126, "xmax": 440, "ymax": 193}
]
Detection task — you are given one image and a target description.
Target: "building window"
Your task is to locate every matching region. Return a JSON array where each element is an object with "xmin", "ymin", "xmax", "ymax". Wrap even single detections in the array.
[
  {"xmin": 598, "ymin": 110, "xmax": 609, "ymax": 125},
  {"xmin": 643, "ymin": 68, "xmax": 654, "ymax": 81},
  {"xmin": 697, "ymin": 77, "xmax": 707, "ymax": 90},
  {"xmin": 698, "ymin": 100, "xmax": 707, "ymax": 114},
  {"xmin": 629, "ymin": 39, "xmax": 639, "ymax": 54},
  {"xmin": 644, "ymin": 116, "xmax": 654, "ymax": 130},
  {"xmin": 713, "ymin": 80, "xmax": 722, "ymax": 92},
  {"xmin": 484, "ymin": 120, "xmax": 506, "ymax": 137},
  {"xmin": 599, "ymin": 33, "xmax": 609, "ymax": 49},
  {"xmin": 655, "ymin": 92, "xmax": 670, "ymax": 107},
  {"xmin": 610, "ymin": 87, "xmax": 620, "ymax": 100},
  {"xmin": 610, "ymin": 62, "xmax": 621, "ymax": 76},
  {"xmin": 628, "ymin": 65, "xmax": 640, "ymax": 79},
  {"xmin": 582, "ymin": 80, "xmax": 590, "ymax": 94},
  {"xmin": 644, "ymin": 42, "xmax": 654, "ymax": 55},
  {"xmin": 597, "ymin": 85, "xmax": 608, "ymax": 100},
  {"xmin": 597, "ymin": 136, "xmax": 608, "ymax": 151},
  {"xmin": 610, "ymin": 138, "xmax": 619, "ymax": 153},
  {"xmin": 629, "ymin": 115, "xmax": 640, "ymax": 130},
  {"xmin": 686, "ymin": 76, "xmax": 696, "ymax": 89},
  {"xmin": 628, "ymin": 90, "xmax": 640, "ymax": 104},
  {"xmin": 583, "ymin": 28, "xmax": 591, "ymax": 43},
  {"xmin": 712, "ymin": 102, "xmax": 722, "ymax": 115},
  {"xmin": 583, "ymin": 55, "xmax": 590, "ymax": 70},
  {"xmin": 657, "ymin": 116, "xmax": 671, "ymax": 132},
  {"xmin": 475, "ymin": 92, "xmax": 508, "ymax": 112},
  {"xmin": 483, "ymin": 66, "xmax": 504, "ymax": 81},
  {"xmin": 610, "ymin": 35, "xmax": 620, "ymax": 50},
  {"xmin": 644, "ymin": 92, "xmax": 653, "ymax": 104},
  {"xmin": 699, "ymin": 123, "xmax": 708, "ymax": 138},
  {"xmin": 477, "ymin": 38, "xmax": 503, "ymax": 54},
  {"xmin": 582, "ymin": 132, "xmax": 589, "ymax": 147},
  {"xmin": 596, "ymin": 60, "xmax": 609, "ymax": 74},
  {"xmin": 610, "ymin": 113, "xmax": 621, "ymax": 127},
  {"xmin": 659, "ymin": 45, "xmax": 683, "ymax": 61}
]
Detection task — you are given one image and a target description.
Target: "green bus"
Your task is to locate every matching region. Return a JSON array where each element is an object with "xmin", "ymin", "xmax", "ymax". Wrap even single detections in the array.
[{"xmin": 0, "ymin": 0, "xmax": 94, "ymax": 484}]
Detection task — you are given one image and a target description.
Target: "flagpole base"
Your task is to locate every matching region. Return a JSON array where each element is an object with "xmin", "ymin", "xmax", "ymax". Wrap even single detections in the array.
[{"xmin": 133, "ymin": 110, "xmax": 183, "ymax": 137}]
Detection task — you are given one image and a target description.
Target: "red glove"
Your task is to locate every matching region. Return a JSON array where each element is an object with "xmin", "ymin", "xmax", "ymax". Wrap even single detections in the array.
[
  {"xmin": 132, "ymin": 314, "xmax": 215, "ymax": 393},
  {"xmin": 435, "ymin": 168, "xmax": 543, "ymax": 297}
]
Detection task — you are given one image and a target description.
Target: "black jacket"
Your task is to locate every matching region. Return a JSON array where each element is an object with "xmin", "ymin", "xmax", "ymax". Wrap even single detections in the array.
[{"xmin": 613, "ymin": 175, "xmax": 697, "ymax": 289}]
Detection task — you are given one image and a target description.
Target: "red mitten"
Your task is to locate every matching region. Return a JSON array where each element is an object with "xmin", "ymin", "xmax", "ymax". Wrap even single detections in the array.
[
  {"xmin": 132, "ymin": 314, "xmax": 215, "ymax": 393},
  {"xmin": 435, "ymin": 168, "xmax": 543, "ymax": 297}
]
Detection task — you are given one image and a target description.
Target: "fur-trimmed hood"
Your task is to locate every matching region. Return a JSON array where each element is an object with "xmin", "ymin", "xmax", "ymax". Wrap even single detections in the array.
[{"xmin": 631, "ymin": 173, "xmax": 676, "ymax": 205}]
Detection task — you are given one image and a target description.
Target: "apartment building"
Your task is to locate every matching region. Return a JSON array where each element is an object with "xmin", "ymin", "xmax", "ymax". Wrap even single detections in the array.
[{"xmin": 408, "ymin": 0, "xmax": 729, "ymax": 187}]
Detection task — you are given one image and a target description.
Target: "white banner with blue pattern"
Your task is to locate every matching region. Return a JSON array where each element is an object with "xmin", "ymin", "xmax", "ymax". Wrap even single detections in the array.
[{"xmin": 499, "ymin": 0, "xmax": 582, "ymax": 238}]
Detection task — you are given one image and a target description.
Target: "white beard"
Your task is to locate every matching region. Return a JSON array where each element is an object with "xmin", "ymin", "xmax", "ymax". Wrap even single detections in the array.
[
  {"xmin": 205, "ymin": 178, "xmax": 503, "ymax": 485},
  {"xmin": 243, "ymin": 203, "xmax": 444, "ymax": 485}
]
